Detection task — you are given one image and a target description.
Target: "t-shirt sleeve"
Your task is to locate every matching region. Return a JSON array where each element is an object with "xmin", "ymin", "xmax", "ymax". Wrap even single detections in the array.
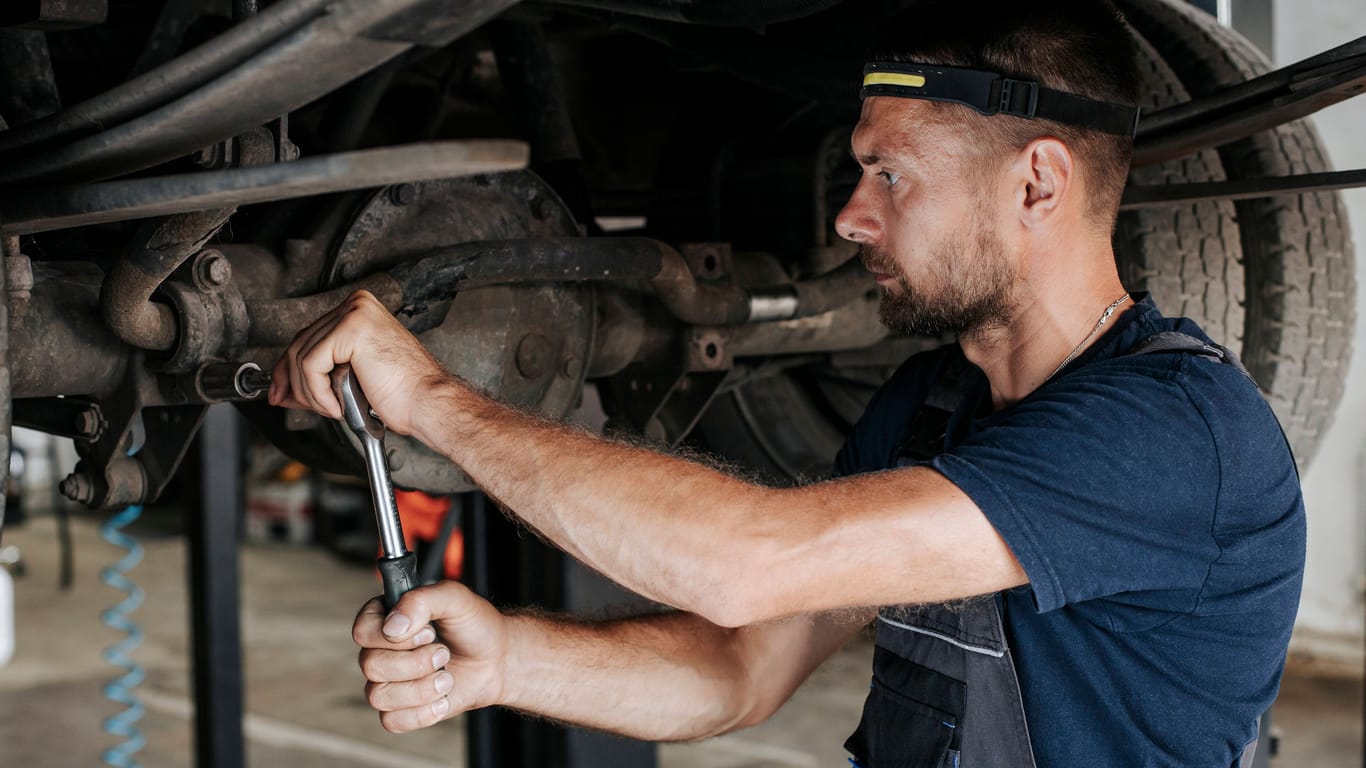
[{"xmin": 929, "ymin": 361, "xmax": 1223, "ymax": 615}]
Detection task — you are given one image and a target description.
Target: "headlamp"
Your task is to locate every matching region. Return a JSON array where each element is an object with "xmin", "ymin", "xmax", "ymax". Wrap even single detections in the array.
[{"xmin": 861, "ymin": 61, "xmax": 1140, "ymax": 137}]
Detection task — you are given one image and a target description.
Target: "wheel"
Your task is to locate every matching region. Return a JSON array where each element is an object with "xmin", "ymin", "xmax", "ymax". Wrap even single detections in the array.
[
  {"xmin": 1118, "ymin": 0, "xmax": 1355, "ymax": 465},
  {"xmin": 1113, "ymin": 31, "xmax": 1244, "ymax": 352}
]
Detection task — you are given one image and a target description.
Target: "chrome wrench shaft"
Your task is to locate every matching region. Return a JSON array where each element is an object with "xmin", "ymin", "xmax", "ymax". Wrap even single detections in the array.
[{"xmin": 332, "ymin": 365, "xmax": 418, "ymax": 608}]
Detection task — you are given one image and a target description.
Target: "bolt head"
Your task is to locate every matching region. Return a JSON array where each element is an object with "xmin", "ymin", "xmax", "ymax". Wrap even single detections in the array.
[
  {"xmin": 389, "ymin": 184, "xmax": 417, "ymax": 206},
  {"xmin": 59, "ymin": 473, "xmax": 93, "ymax": 504},
  {"xmin": 515, "ymin": 334, "xmax": 554, "ymax": 379},
  {"xmin": 194, "ymin": 249, "xmax": 231, "ymax": 288},
  {"xmin": 206, "ymin": 258, "xmax": 231, "ymax": 286},
  {"xmin": 75, "ymin": 411, "xmax": 100, "ymax": 438}
]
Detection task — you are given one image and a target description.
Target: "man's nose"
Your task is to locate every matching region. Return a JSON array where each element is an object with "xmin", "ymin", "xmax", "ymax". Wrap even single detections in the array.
[{"xmin": 834, "ymin": 183, "xmax": 878, "ymax": 244}]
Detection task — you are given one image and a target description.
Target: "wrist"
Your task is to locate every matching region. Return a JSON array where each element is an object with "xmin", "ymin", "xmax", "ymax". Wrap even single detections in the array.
[
  {"xmin": 494, "ymin": 612, "xmax": 538, "ymax": 710},
  {"xmin": 409, "ymin": 374, "xmax": 488, "ymax": 448}
]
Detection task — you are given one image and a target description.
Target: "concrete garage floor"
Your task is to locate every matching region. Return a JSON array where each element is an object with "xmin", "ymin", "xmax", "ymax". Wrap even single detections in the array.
[{"xmin": 1, "ymin": 514, "xmax": 1361, "ymax": 767}]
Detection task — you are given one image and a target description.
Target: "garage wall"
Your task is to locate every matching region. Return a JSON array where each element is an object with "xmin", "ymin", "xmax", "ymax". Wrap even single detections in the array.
[{"xmin": 1269, "ymin": 1, "xmax": 1366, "ymax": 664}]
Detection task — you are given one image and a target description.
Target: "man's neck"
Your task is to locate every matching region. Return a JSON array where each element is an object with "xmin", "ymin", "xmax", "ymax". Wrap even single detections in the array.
[{"xmin": 961, "ymin": 266, "xmax": 1129, "ymax": 410}]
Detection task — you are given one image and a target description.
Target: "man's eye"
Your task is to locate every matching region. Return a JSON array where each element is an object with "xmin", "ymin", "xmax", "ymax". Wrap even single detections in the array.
[{"xmin": 878, "ymin": 170, "xmax": 902, "ymax": 187}]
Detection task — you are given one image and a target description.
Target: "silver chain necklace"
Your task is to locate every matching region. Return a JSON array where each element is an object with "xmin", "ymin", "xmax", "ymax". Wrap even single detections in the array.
[{"xmin": 1042, "ymin": 293, "xmax": 1132, "ymax": 384}]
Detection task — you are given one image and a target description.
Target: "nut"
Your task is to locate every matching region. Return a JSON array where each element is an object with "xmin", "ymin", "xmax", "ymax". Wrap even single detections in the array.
[
  {"xmin": 194, "ymin": 249, "xmax": 232, "ymax": 290},
  {"xmin": 74, "ymin": 410, "xmax": 100, "ymax": 438},
  {"xmin": 59, "ymin": 473, "xmax": 94, "ymax": 505}
]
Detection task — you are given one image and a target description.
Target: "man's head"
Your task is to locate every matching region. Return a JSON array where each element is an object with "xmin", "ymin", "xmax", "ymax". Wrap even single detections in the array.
[{"xmin": 836, "ymin": 0, "xmax": 1141, "ymax": 338}]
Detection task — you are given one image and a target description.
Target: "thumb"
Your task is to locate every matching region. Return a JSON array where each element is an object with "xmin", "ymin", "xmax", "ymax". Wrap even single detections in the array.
[{"xmin": 382, "ymin": 582, "xmax": 498, "ymax": 645}]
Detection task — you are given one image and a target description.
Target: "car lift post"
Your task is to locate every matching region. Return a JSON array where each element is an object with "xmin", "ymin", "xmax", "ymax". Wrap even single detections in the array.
[
  {"xmin": 464, "ymin": 491, "xmax": 659, "ymax": 768},
  {"xmin": 189, "ymin": 403, "xmax": 245, "ymax": 768}
]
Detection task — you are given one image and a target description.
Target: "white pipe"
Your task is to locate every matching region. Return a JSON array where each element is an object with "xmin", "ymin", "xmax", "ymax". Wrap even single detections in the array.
[{"xmin": 0, "ymin": 563, "xmax": 14, "ymax": 667}]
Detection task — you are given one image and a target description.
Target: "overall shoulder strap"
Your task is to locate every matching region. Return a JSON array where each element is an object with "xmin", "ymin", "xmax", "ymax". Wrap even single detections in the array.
[
  {"xmin": 1124, "ymin": 331, "xmax": 1254, "ymax": 381},
  {"xmin": 897, "ymin": 351, "xmax": 978, "ymax": 463}
]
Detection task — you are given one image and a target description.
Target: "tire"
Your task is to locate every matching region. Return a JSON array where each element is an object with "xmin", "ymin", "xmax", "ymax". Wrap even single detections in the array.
[
  {"xmin": 1113, "ymin": 32, "xmax": 1244, "ymax": 351},
  {"xmin": 1118, "ymin": 0, "xmax": 1356, "ymax": 465}
]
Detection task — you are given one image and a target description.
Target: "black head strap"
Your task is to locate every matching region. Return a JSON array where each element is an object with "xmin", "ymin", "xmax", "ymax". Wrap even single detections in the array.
[{"xmin": 862, "ymin": 61, "xmax": 1140, "ymax": 138}]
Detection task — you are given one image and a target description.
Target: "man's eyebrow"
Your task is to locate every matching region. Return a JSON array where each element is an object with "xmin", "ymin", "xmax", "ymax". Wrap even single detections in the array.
[{"xmin": 849, "ymin": 148, "xmax": 881, "ymax": 166}]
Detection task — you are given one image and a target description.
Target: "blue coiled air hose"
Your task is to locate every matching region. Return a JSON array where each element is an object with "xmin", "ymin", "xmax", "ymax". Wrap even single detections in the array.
[{"xmin": 99, "ymin": 503, "xmax": 146, "ymax": 767}]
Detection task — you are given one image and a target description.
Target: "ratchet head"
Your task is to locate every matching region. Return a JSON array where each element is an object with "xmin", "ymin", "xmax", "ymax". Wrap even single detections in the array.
[{"xmin": 331, "ymin": 365, "xmax": 385, "ymax": 441}]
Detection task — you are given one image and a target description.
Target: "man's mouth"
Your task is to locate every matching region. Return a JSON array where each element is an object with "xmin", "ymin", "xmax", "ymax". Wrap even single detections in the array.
[{"xmin": 859, "ymin": 246, "xmax": 895, "ymax": 285}]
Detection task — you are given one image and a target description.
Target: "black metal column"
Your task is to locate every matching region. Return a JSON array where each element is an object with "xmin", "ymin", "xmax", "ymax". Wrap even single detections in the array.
[
  {"xmin": 463, "ymin": 492, "xmax": 658, "ymax": 768},
  {"xmin": 188, "ymin": 404, "xmax": 245, "ymax": 768}
]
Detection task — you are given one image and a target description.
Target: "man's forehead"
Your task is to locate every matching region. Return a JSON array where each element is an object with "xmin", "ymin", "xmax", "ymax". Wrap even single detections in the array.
[{"xmin": 850, "ymin": 97, "xmax": 940, "ymax": 163}]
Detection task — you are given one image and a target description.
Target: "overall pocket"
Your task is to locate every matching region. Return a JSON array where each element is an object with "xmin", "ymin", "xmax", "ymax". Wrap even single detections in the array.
[{"xmin": 845, "ymin": 646, "xmax": 966, "ymax": 768}]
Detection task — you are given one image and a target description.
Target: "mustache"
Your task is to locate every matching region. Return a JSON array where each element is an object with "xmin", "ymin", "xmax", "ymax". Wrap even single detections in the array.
[{"xmin": 859, "ymin": 245, "xmax": 895, "ymax": 274}]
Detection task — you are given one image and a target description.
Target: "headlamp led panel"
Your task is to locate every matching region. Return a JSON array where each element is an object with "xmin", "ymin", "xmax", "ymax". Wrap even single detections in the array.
[{"xmin": 861, "ymin": 61, "xmax": 1140, "ymax": 137}]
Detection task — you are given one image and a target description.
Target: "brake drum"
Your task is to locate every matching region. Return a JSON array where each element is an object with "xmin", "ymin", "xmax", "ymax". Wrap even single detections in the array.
[{"xmin": 267, "ymin": 171, "xmax": 594, "ymax": 493}]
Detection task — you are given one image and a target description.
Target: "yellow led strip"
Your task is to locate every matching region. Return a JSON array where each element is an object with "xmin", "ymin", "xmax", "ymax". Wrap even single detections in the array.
[{"xmin": 863, "ymin": 72, "xmax": 927, "ymax": 89}]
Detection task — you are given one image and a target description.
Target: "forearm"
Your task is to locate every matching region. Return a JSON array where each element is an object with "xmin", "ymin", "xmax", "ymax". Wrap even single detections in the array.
[
  {"xmin": 415, "ymin": 380, "xmax": 790, "ymax": 625},
  {"xmin": 498, "ymin": 610, "xmax": 757, "ymax": 741},
  {"xmin": 412, "ymin": 377, "xmax": 1022, "ymax": 623}
]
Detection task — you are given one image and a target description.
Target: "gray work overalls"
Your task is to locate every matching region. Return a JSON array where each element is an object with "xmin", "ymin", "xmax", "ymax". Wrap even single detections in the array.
[{"xmin": 842, "ymin": 332, "xmax": 1260, "ymax": 768}]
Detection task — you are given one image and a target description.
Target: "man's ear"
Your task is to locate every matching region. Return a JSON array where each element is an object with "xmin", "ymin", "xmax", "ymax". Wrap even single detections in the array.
[{"xmin": 1016, "ymin": 137, "xmax": 1074, "ymax": 226}]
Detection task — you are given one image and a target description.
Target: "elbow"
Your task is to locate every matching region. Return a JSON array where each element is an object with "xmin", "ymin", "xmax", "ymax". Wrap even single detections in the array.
[
  {"xmin": 678, "ymin": 488, "xmax": 802, "ymax": 629},
  {"xmin": 694, "ymin": 593, "xmax": 758, "ymax": 630},
  {"xmin": 685, "ymin": 555, "xmax": 781, "ymax": 629}
]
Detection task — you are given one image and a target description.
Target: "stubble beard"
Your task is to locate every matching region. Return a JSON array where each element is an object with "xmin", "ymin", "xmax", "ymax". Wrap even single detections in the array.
[{"xmin": 862, "ymin": 222, "xmax": 1016, "ymax": 339}]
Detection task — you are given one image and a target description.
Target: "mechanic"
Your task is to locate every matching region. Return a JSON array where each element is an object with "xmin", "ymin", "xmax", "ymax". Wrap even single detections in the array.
[{"xmin": 270, "ymin": 1, "xmax": 1305, "ymax": 765}]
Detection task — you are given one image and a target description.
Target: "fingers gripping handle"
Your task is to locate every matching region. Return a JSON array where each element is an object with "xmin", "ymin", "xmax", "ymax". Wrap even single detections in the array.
[
  {"xmin": 331, "ymin": 365, "xmax": 417, "ymax": 606},
  {"xmin": 331, "ymin": 364, "xmax": 384, "ymax": 441}
]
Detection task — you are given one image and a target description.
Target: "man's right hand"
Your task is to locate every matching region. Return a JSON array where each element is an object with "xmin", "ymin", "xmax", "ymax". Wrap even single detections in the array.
[
  {"xmin": 269, "ymin": 290, "xmax": 455, "ymax": 439},
  {"xmin": 352, "ymin": 582, "xmax": 509, "ymax": 734}
]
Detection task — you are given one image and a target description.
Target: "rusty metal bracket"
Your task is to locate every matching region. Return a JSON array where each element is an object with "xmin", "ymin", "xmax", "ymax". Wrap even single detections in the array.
[
  {"xmin": 57, "ymin": 352, "xmax": 207, "ymax": 508},
  {"xmin": 605, "ymin": 328, "xmax": 735, "ymax": 446}
]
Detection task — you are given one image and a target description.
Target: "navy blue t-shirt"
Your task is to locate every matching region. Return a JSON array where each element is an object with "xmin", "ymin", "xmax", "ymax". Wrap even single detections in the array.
[{"xmin": 834, "ymin": 297, "xmax": 1305, "ymax": 766}]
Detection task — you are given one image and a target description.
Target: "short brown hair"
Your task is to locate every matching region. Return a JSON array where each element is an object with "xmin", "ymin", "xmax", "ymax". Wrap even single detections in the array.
[{"xmin": 872, "ymin": 0, "xmax": 1141, "ymax": 226}]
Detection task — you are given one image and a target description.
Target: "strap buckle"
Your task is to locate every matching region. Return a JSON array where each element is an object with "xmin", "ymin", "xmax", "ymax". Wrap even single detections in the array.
[{"xmin": 996, "ymin": 78, "xmax": 1039, "ymax": 118}]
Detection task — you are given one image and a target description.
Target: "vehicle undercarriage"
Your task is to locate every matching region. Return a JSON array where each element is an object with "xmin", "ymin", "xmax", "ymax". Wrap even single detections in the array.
[{"xmin": 0, "ymin": 0, "xmax": 1362, "ymax": 520}]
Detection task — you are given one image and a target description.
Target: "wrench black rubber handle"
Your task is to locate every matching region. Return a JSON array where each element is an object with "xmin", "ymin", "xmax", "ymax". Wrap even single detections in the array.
[{"xmin": 379, "ymin": 552, "xmax": 420, "ymax": 610}]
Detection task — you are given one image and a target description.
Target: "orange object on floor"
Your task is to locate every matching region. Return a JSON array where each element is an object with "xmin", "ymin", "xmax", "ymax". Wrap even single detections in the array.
[{"xmin": 394, "ymin": 490, "xmax": 463, "ymax": 580}]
